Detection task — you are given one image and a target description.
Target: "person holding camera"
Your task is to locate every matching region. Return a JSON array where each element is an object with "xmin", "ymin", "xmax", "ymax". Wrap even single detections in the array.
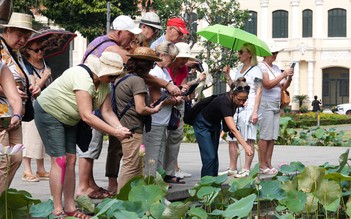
[{"xmin": 164, "ymin": 42, "xmax": 206, "ymax": 182}]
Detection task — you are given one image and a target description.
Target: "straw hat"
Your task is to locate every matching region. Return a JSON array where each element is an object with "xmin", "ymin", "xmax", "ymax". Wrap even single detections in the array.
[
  {"xmin": 86, "ymin": 52, "xmax": 125, "ymax": 78},
  {"xmin": 175, "ymin": 42, "xmax": 196, "ymax": 60},
  {"xmin": 1, "ymin": 12, "xmax": 37, "ymax": 32},
  {"xmin": 127, "ymin": 47, "xmax": 162, "ymax": 61}
]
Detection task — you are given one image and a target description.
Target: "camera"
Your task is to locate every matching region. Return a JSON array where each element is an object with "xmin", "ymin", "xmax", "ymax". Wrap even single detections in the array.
[{"xmin": 196, "ymin": 59, "xmax": 204, "ymax": 72}]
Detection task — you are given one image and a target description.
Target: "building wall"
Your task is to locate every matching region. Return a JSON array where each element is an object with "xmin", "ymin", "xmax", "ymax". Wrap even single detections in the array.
[{"xmin": 238, "ymin": 0, "xmax": 351, "ymax": 109}]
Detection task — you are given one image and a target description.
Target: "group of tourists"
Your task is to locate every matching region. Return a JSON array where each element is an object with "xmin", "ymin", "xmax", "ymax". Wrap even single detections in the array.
[{"xmin": 0, "ymin": 9, "xmax": 294, "ymax": 219}]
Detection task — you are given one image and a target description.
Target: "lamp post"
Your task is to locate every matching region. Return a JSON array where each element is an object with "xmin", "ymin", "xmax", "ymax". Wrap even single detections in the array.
[{"xmin": 106, "ymin": 1, "xmax": 111, "ymax": 33}]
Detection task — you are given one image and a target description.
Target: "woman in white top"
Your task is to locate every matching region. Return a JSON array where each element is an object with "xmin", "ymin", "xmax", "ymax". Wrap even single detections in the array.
[
  {"xmin": 143, "ymin": 41, "xmax": 179, "ymax": 178},
  {"xmin": 257, "ymin": 46, "xmax": 294, "ymax": 175},
  {"xmin": 222, "ymin": 43, "xmax": 262, "ymax": 178}
]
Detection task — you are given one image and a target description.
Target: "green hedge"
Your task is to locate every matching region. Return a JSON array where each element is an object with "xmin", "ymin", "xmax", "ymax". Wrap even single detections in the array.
[{"xmin": 282, "ymin": 112, "xmax": 351, "ymax": 128}]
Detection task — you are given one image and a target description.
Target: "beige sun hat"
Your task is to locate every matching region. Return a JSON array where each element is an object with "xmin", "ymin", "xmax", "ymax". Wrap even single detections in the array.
[
  {"xmin": 175, "ymin": 42, "xmax": 196, "ymax": 60},
  {"xmin": 86, "ymin": 51, "xmax": 125, "ymax": 78},
  {"xmin": 127, "ymin": 47, "xmax": 162, "ymax": 61},
  {"xmin": 1, "ymin": 12, "xmax": 37, "ymax": 32}
]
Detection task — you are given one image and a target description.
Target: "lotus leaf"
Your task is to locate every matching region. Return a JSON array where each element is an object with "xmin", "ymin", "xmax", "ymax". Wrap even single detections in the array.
[{"xmin": 297, "ymin": 166, "xmax": 324, "ymax": 192}]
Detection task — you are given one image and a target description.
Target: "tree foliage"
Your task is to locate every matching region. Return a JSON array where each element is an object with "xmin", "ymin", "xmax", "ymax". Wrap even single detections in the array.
[
  {"xmin": 145, "ymin": 0, "xmax": 250, "ymax": 87},
  {"xmin": 37, "ymin": 0, "xmax": 139, "ymax": 41}
]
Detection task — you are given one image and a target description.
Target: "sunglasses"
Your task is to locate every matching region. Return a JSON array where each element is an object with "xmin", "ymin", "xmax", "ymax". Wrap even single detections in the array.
[
  {"xmin": 233, "ymin": 85, "xmax": 250, "ymax": 92},
  {"xmin": 28, "ymin": 47, "xmax": 43, "ymax": 53},
  {"xmin": 171, "ymin": 27, "xmax": 183, "ymax": 36},
  {"xmin": 238, "ymin": 50, "xmax": 248, "ymax": 55}
]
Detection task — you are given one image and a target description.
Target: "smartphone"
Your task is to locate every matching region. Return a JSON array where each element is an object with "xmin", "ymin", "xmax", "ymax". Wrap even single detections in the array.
[
  {"xmin": 153, "ymin": 93, "xmax": 169, "ymax": 106},
  {"xmin": 182, "ymin": 83, "xmax": 199, "ymax": 96},
  {"xmin": 290, "ymin": 63, "xmax": 296, "ymax": 69},
  {"xmin": 0, "ymin": 116, "xmax": 11, "ymax": 129}
]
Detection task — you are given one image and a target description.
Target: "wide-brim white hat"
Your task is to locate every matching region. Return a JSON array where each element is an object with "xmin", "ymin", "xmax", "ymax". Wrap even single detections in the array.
[
  {"xmin": 86, "ymin": 51, "xmax": 125, "ymax": 78},
  {"xmin": 1, "ymin": 12, "xmax": 38, "ymax": 33},
  {"xmin": 175, "ymin": 42, "xmax": 196, "ymax": 60}
]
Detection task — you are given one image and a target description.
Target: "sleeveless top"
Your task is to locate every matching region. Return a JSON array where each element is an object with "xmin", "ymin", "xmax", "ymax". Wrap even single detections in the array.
[{"xmin": 82, "ymin": 35, "xmax": 117, "ymax": 61}]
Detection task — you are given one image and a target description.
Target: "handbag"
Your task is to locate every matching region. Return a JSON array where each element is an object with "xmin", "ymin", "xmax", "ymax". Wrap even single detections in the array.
[
  {"xmin": 76, "ymin": 119, "xmax": 92, "ymax": 152},
  {"xmin": 22, "ymin": 98, "xmax": 34, "ymax": 122},
  {"xmin": 167, "ymin": 106, "xmax": 181, "ymax": 130},
  {"xmin": 281, "ymin": 88, "xmax": 290, "ymax": 109}
]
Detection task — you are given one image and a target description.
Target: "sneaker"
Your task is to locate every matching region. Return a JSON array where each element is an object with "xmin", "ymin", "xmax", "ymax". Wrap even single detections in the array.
[
  {"xmin": 237, "ymin": 169, "xmax": 250, "ymax": 178},
  {"xmin": 218, "ymin": 168, "xmax": 239, "ymax": 177},
  {"xmin": 175, "ymin": 169, "xmax": 192, "ymax": 178}
]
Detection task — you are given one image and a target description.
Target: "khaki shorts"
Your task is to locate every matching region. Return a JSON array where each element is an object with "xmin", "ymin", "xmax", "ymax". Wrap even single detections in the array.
[{"xmin": 259, "ymin": 100, "xmax": 280, "ymax": 140}]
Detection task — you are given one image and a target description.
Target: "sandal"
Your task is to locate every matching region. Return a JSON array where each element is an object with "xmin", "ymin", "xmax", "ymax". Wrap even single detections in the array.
[
  {"xmin": 164, "ymin": 175, "xmax": 186, "ymax": 184},
  {"xmin": 51, "ymin": 211, "xmax": 66, "ymax": 219},
  {"xmin": 260, "ymin": 168, "xmax": 277, "ymax": 175},
  {"xmin": 36, "ymin": 171, "xmax": 50, "ymax": 180},
  {"xmin": 98, "ymin": 187, "xmax": 116, "ymax": 197},
  {"xmin": 22, "ymin": 172, "xmax": 39, "ymax": 182},
  {"xmin": 64, "ymin": 209, "xmax": 92, "ymax": 219},
  {"xmin": 87, "ymin": 189, "xmax": 109, "ymax": 199}
]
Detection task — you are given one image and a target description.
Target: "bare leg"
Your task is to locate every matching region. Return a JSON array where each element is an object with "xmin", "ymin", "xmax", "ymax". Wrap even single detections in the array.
[
  {"xmin": 77, "ymin": 157, "xmax": 97, "ymax": 196},
  {"xmin": 22, "ymin": 157, "xmax": 33, "ymax": 174},
  {"xmin": 265, "ymin": 140, "xmax": 275, "ymax": 168},
  {"xmin": 50, "ymin": 156, "xmax": 64, "ymax": 215},
  {"xmin": 243, "ymin": 139, "xmax": 255, "ymax": 170},
  {"xmin": 228, "ymin": 141, "xmax": 239, "ymax": 170},
  {"xmin": 108, "ymin": 177, "xmax": 117, "ymax": 193},
  {"xmin": 63, "ymin": 153, "xmax": 77, "ymax": 213},
  {"xmin": 36, "ymin": 158, "xmax": 47, "ymax": 173},
  {"xmin": 258, "ymin": 139, "xmax": 269, "ymax": 169}
]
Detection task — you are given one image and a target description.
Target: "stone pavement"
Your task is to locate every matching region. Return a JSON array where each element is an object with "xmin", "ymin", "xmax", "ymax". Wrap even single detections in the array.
[{"xmin": 10, "ymin": 142, "xmax": 350, "ymax": 202}]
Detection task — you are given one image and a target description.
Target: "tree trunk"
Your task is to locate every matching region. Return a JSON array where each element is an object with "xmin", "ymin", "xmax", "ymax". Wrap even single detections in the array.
[{"xmin": 0, "ymin": 0, "xmax": 13, "ymax": 24}]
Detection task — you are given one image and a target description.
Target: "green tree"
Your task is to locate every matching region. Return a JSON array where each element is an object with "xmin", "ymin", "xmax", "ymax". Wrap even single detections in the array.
[
  {"xmin": 146, "ymin": 0, "xmax": 250, "ymax": 87},
  {"xmin": 36, "ymin": 0, "xmax": 139, "ymax": 41}
]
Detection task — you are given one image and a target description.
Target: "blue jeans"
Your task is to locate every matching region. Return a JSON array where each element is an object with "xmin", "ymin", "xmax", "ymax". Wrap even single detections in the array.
[{"xmin": 193, "ymin": 113, "xmax": 221, "ymax": 177}]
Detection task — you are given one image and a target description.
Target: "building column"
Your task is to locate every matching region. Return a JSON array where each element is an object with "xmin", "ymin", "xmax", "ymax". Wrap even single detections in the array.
[
  {"xmin": 290, "ymin": 0, "xmax": 300, "ymax": 38},
  {"xmin": 315, "ymin": 0, "xmax": 324, "ymax": 38},
  {"xmin": 293, "ymin": 61, "xmax": 300, "ymax": 96},
  {"xmin": 260, "ymin": 0, "xmax": 269, "ymax": 41},
  {"xmin": 307, "ymin": 61, "xmax": 315, "ymax": 100}
]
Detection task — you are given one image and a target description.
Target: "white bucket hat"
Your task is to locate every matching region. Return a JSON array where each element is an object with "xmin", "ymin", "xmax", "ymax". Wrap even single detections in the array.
[
  {"xmin": 86, "ymin": 51, "xmax": 125, "ymax": 78},
  {"xmin": 175, "ymin": 42, "xmax": 196, "ymax": 60},
  {"xmin": 1, "ymin": 12, "xmax": 37, "ymax": 33},
  {"xmin": 140, "ymin": 12, "xmax": 163, "ymax": 30},
  {"xmin": 111, "ymin": 15, "xmax": 142, "ymax": 34}
]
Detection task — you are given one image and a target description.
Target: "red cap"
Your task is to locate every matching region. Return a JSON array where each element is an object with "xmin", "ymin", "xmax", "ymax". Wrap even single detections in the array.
[{"xmin": 167, "ymin": 18, "xmax": 189, "ymax": 34}]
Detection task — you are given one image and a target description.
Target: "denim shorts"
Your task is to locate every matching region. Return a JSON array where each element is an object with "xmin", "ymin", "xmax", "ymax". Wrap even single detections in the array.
[{"xmin": 34, "ymin": 101, "xmax": 77, "ymax": 157}]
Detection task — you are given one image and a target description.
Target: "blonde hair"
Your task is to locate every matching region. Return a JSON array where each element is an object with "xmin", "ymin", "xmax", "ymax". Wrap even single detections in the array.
[
  {"xmin": 242, "ymin": 43, "xmax": 258, "ymax": 66},
  {"xmin": 155, "ymin": 41, "xmax": 179, "ymax": 57}
]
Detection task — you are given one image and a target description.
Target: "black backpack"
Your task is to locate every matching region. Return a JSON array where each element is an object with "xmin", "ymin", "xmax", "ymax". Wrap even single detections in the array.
[{"xmin": 183, "ymin": 94, "xmax": 218, "ymax": 126}]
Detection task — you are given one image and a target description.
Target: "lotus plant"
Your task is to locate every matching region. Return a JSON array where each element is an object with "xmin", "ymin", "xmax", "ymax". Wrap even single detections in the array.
[{"xmin": 0, "ymin": 143, "xmax": 24, "ymax": 219}]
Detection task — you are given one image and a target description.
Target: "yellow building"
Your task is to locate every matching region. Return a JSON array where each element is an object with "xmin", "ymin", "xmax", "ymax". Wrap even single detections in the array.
[{"xmin": 238, "ymin": 0, "xmax": 351, "ymax": 109}]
